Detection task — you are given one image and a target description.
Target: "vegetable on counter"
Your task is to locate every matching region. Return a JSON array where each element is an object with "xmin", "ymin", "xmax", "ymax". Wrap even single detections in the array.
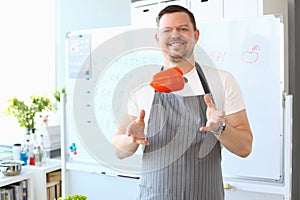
[
  {"xmin": 150, "ymin": 66, "xmax": 188, "ymax": 93},
  {"xmin": 56, "ymin": 194, "xmax": 87, "ymax": 200}
]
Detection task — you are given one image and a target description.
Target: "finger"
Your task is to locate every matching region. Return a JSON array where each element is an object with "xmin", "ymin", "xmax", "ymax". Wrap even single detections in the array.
[
  {"xmin": 138, "ymin": 139, "xmax": 150, "ymax": 145},
  {"xmin": 133, "ymin": 137, "xmax": 150, "ymax": 145},
  {"xmin": 204, "ymin": 94, "xmax": 215, "ymax": 109},
  {"xmin": 132, "ymin": 136, "xmax": 136, "ymax": 143},
  {"xmin": 137, "ymin": 109, "xmax": 145, "ymax": 122},
  {"xmin": 200, "ymin": 126, "xmax": 209, "ymax": 132}
]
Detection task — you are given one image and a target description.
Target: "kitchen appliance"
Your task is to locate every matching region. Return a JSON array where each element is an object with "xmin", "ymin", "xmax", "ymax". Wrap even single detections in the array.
[{"xmin": 0, "ymin": 160, "xmax": 23, "ymax": 176}]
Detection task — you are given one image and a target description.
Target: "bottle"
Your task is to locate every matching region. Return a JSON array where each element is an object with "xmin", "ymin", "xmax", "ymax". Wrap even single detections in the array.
[
  {"xmin": 40, "ymin": 134, "xmax": 50, "ymax": 164},
  {"xmin": 12, "ymin": 143, "xmax": 22, "ymax": 161},
  {"xmin": 28, "ymin": 129, "xmax": 36, "ymax": 165},
  {"xmin": 21, "ymin": 140, "xmax": 30, "ymax": 165},
  {"xmin": 33, "ymin": 146, "xmax": 43, "ymax": 166}
]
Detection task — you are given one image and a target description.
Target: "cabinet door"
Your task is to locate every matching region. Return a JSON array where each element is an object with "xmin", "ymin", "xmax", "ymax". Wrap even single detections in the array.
[
  {"xmin": 190, "ymin": 0, "xmax": 223, "ymax": 22},
  {"xmin": 224, "ymin": 0, "xmax": 261, "ymax": 18},
  {"xmin": 131, "ymin": 0, "xmax": 188, "ymax": 28},
  {"xmin": 131, "ymin": 1, "xmax": 160, "ymax": 28}
]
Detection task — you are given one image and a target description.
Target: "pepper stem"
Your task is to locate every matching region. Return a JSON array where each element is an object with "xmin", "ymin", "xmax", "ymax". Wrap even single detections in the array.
[{"xmin": 183, "ymin": 77, "xmax": 188, "ymax": 83}]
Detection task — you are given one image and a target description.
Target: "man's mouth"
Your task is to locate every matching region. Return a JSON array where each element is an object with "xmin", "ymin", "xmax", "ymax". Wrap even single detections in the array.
[{"xmin": 168, "ymin": 41, "xmax": 186, "ymax": 48}]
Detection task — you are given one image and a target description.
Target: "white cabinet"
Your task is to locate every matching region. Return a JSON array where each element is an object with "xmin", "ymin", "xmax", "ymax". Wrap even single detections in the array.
[
  {"xmin": 223, "ymin": 0, "xmax": 262, "ymax": 18},
  {"xmin": 189, "ymin": 0, "xmax": 223, "ymax": 22},
  {"xmin": 0, "ymin": 169, "xmax": 33, "ymax": 200},
  {"xmin": 131, "ymin": 0, "xmax": 288, "ymax": 24},
  {"xmin": 131, "ymin": 0, "xmax": 160, "ymax": 27},
  {"xmin": 24, "ymin": 159, "xmax": 61, "ymax": 200},
  {"xmin": 188, "ymin": 0, "xmax": 287, "ymax": 21},
  {"xmin": 131, "ymin": 0, "xmax": 188, "ymax": 27}
]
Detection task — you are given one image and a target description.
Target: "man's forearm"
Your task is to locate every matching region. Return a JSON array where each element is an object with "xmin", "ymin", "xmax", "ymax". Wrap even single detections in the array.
[{"xmin": 112, "ymin": 133, "xmax": 139, "ymax": 159}]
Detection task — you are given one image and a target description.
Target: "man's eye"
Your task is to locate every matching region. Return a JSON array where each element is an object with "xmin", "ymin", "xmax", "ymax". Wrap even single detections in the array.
[
  {"xmin": 163, "ymin": 29, "xmax": 171, "ymax": 33},
  {"xmin": 180, "ymin": 27, "xmax": 188, "ymax": 31}
]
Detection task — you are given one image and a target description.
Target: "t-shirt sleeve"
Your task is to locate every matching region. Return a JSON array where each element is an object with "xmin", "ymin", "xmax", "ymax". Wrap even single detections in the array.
[
  {"xmin": 128, "ymin": 90, "xmax": 139, "ymax": 117},
  {"xmin": 223, "ymin": 71, "xmax": 245, "ymax": 115}
]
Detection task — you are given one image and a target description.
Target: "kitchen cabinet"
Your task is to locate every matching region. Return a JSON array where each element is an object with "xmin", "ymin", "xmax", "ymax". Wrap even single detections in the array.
[
  {"xmin": 223, "ymin": 0, "xmax": 287, "ymax": 19},
  {"xmin": 223, "ymin": 0, "xmax": 262, "ymax": 18},
  {"xmin": 188, "ymin": 0, "xmax": 287, "ymax": 21},
  {"xmin": 131, "ymin": 0, "xmax": 188, "ymax": 27},
  {"xmin": 0, "ymin": 169, "xmax": 33, "ymax": 200},
  {"xmin": 189, "ymin": 0, "xmax": 223, "ymax": 21},
  {"xmin": 24, "ymin": 159, "xmax": 61, "ymax": 200}
]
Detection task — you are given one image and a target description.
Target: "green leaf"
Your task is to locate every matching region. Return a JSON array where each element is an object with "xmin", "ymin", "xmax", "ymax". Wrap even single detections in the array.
[{"xmin": 4, "ymin": 94, "xmax": 56, "ymax": 131}]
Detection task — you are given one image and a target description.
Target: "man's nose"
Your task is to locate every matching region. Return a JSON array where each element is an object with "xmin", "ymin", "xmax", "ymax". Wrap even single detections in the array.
[{"xmin": 170, "ymin": 29, "xmax": 181, "ymax": 37}]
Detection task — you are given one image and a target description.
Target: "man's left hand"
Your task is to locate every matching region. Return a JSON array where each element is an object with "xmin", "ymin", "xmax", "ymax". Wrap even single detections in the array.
[{"xmin": 200, "ymin": 94, "xmax": 225, "ymax": 132}]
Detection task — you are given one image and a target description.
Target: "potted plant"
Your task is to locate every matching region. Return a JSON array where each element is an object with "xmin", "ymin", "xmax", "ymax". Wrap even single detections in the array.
[{"xmin": 5, "ymin": 94, "xmax": 57, "ymax": 135}]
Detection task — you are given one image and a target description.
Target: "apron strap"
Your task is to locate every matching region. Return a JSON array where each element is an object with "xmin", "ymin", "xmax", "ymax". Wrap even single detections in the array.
[{"xmin": 195, "ymin": 62, "xmax": 211, "ymax": 94}]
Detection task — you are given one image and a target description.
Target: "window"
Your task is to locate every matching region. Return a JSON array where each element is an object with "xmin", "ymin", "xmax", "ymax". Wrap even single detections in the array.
[{"xmin": 0, "ymin": 0, "xmax": 55, "ymax": 145}]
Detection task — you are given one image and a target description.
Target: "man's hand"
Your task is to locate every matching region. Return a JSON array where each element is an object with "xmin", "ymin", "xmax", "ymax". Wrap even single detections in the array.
[
  {"xmin": 126, "ymin": 109, "xmax": 150, "ymax": 145},
  {"xmin": 200, "ymin": 94, "xmax": 225, "ymax": 132}
]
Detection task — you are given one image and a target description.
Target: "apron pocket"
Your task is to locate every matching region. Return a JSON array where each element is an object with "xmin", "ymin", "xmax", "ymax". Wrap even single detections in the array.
[
  {"xmin": 198, "ymin": 132, "xmax": 218, "ymax": 159},
  {"xmin": 137, "ymin": 184, "xmax": 174, "ymax": 200}
]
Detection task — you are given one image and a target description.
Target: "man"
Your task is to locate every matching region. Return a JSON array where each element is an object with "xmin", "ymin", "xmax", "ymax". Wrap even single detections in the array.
[{"xmin": 112, "ymin": 5, "xmax": 253, "ymax": 200}]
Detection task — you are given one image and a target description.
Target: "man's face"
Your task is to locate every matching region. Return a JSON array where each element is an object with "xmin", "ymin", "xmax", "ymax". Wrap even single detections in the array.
[{"xmin": 156, "ymin": 12, "xmax": 199, "ymax": 63}]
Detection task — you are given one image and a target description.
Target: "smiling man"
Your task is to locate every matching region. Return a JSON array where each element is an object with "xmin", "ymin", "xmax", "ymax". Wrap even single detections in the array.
[
  {"xmin": 156, "ymin": 10, "xmax": 199, "ymax": 68},
  {"xmin": 112, "ymin": 5, "xmax": 253, "ymax": 200}
]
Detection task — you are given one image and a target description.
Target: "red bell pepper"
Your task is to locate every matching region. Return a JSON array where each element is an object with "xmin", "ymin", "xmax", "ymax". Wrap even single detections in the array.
[{"xmin": 150, "ymin": 67, "xmax": 187, "ymax": 92}]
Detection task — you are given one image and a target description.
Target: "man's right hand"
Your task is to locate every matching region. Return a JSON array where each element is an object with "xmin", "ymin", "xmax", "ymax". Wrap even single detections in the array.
[{"xmin": 126, "ymin": 109, "xmax": 150, "ymax": 145}]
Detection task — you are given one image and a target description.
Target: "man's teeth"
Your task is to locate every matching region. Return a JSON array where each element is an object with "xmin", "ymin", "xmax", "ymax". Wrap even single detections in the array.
[{"xmin": 170, "ymin": 42, "xmax": 183, "ymax": 47}]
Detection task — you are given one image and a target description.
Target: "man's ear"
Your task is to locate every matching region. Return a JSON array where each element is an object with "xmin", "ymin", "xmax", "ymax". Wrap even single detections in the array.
[
  {"xmin": 155, "ymin": 33, "xmax": 159, "ymax": 43},
  {"xmin": 195, "ymin": 29, "xmax": 200, "ymax": 42}
]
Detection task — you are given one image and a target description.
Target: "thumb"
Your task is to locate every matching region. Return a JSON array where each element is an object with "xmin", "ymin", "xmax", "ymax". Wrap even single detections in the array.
[
  {"xmin": 204, "ymin": 94, "xmax": 215, "ymax": 109},
  {"xmin": 137, "ymin": 109, "xmax": 145, "ymax": 122}
]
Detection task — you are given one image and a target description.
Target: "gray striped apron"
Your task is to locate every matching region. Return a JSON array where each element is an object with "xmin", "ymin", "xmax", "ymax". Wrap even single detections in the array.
[{"xmin": 137, "ymin": 63, "xmax": 224, "ymax": 200}]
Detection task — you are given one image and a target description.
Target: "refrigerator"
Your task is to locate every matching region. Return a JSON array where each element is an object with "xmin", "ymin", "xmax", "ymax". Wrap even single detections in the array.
[{"xmin": 62, "ymin": 15, "xmax": 292, "ymax": 199}]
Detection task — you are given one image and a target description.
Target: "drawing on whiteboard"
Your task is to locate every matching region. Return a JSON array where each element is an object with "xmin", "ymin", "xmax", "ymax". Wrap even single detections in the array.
[
  {"xmin": 210, "ymin": 50, "xmax": 227, "ymax": 62},
  {"xmin": 241, "ymin": 45, "xmax": 260, "ymax": 64}
]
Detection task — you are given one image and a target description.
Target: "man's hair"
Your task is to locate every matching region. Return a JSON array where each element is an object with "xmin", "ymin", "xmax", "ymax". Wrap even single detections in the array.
[{"xmin": 156, "ymin": 5, "xmax": 197, "ymax": 30}]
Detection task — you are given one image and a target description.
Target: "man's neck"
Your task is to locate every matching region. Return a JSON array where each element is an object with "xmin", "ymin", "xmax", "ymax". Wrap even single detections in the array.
[{"xmin": 163, "ymin": 58, "xmax": 195, "ymax": 74}]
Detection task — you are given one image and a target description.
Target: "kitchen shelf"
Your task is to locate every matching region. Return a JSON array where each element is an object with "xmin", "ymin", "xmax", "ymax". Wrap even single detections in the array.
[
  {"xmin": 0, "ymin": 168, "xmax": 34, "ymax": 200},
  {"xmin": 24, "ymin": 158, "xmax": 61, "ymax": 200}
]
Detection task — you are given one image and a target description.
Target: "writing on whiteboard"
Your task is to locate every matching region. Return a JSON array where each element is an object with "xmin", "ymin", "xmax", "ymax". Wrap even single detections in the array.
[
  {"xmin": 241, "ymin": 44, "xmax": 260, "ymax": 64},
  {"xmin": 210, "ymin": 50, "xmax": 227, "ymax": 62}
]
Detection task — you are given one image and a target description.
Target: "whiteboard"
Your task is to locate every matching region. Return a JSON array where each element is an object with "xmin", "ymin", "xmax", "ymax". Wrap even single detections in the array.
[
  {"xmin": 195, "ymin": 15, "xmax": 284, "ymax": 182},
  {"xmin": 65, "ymin": 15, "xmax": 285, "ymax": 181}
]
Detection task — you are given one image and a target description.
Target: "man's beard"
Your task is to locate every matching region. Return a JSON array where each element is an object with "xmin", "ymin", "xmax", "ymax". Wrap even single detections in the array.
[
  {"xmin": 168, "ymin": 49, "xmax": 187, "ymax": 63},
  {"xmin": 168, "ymin": 53, "xmax": 183, "ymax": 63}
]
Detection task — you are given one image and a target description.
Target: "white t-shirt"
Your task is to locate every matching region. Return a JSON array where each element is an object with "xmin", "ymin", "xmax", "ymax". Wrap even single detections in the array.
[{"xmin": 128, "ymin": 65, "xmax": 245, "ymax": 125}]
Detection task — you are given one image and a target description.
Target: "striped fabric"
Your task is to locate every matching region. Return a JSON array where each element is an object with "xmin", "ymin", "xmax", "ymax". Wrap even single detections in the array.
[{"xmin": 136, "ymin": 64, "xmax": 224, "ymax": 200}]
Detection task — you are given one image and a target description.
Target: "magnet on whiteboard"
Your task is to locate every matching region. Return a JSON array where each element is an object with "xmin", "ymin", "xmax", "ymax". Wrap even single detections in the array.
[{"xmin": 69, "ymin": 143, "xmax": 77, "ymax": 155}]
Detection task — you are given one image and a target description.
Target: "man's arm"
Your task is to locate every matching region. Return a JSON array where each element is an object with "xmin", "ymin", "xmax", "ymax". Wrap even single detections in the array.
[
  {"xmin": 112, "ymin": 127, "xmax": 140, "ymax": 159},
  {"xmin": 200, "ymin": 94, "xmax": 253, "ymax": 158},
  {"xmin": 218, "ymin": 109, "xmax": 253, "ymax": 158},
  {"xmin": 112, "ymin": 110, "xmax": 150, "ymax": 159}
]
